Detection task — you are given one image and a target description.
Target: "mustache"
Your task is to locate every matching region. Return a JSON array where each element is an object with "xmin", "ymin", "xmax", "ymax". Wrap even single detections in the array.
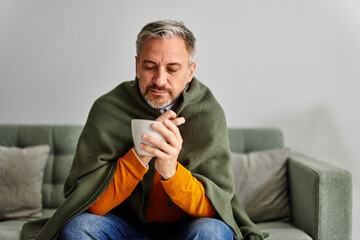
[{"xmin": 145, "ymin": 85, "xmax": 173, "ymax": 94}]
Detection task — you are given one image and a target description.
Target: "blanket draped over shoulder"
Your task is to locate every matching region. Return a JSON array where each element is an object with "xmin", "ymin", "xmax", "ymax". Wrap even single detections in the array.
[{"xmin": 22, "ymin": 78, "xmax": 264, "ymax": 240}]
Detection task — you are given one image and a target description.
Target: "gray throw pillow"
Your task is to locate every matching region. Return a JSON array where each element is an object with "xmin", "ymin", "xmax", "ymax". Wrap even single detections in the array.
[
  {"xmin": 231, "ymin": 148, "xmax": 291, "ymax": 223},
  {"xmin": 0, "ymin": 145, "xmax": 50, "ymax": 220}
]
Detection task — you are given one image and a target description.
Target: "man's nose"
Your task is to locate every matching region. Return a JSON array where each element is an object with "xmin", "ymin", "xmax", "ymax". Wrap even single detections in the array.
[{"xmin": 153, "ymin": 68, "xmax": 167, "ymax": 86}]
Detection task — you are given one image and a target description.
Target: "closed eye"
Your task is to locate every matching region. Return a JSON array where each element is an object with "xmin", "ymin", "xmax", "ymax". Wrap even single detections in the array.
[
  {"xmin": 144, "ymin": 66, "xmax": 156, "ymax": 70},
  {"xmin": 167, "ymin": 68, "xmax": 179, "ymax": 73}
]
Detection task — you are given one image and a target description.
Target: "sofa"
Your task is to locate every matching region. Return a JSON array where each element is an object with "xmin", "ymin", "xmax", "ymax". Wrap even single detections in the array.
[{"xmin": 0, "ymin": 125, "xmax": 352, "ymax": 240}]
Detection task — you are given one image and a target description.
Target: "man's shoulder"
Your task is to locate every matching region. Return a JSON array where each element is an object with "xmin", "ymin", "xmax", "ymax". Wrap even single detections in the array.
[
  {"xmin": 107, "ymin": 79, "xmax": 136, "ymax": 96},
  {"xmin": 186, "ymin": 78, "xmax": 223, "ymax": 110},
  {"xmin": 181, "ymin": 78, "xmax": 226, "ymax": 127}
]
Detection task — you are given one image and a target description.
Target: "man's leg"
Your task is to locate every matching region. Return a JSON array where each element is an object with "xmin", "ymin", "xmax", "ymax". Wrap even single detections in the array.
[
  {"xmin": 59, "ymin": 212, "xmax": 149, "ymax": 240},
  {"xmin": 174, "ymin": 218, "xmax": 233, "ymax": 240}
]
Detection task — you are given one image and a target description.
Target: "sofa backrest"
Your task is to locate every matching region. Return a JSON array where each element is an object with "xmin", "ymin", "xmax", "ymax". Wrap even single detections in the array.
[
  {"xmin": 228, "ymin": 128, "xmax": 284, "ymax": 153},
  {"xmin": 0, "ymin": 125, "xmax": 83, "ymax": 209},
  {"xmin": 0, "ymin": 125, "xmax": 283, "ymax": 209}
]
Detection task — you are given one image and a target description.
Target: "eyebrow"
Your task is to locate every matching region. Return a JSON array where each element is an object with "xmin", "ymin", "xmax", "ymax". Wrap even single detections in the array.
[
  {"xmin": 142, "ymin": 60, "xmax": 182, "ymax": 67},
  {"xmin": 142, "ymin": 60, "xmax": 156, "ymax": 64},
  {"xmin": 168, "ymin": 62, "xmax": 182, "ymax": 67}
]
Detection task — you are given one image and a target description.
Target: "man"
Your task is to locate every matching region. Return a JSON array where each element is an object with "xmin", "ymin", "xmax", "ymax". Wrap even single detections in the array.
[{"xmin": 22, "ymin": 20, "xmax": 264, "ymax": 240}]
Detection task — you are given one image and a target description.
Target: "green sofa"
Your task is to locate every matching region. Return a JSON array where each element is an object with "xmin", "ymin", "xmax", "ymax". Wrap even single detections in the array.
[{"xmin": 0, "ymin": 125, "xmax": 352, "ymax": 240}]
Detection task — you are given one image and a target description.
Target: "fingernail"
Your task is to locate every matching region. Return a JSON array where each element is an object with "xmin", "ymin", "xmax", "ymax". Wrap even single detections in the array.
[{"xmin": 143, "ymin": 134, "xmax": 148, "ymax": 139}]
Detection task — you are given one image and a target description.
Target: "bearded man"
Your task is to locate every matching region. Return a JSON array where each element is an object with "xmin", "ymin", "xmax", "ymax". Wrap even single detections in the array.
[{"xmin": 22, "ymin": 20, "xmax": 264, "ymax": 240}]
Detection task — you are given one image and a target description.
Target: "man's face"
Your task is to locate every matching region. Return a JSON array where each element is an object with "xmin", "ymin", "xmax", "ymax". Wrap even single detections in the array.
[{"xmin": 136, "ymin": 36, "xmax": 196, "ymax": 109}]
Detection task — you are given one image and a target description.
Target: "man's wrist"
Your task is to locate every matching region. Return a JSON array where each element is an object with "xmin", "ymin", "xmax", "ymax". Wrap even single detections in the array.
[
  {"xmin": 132, "ymin": 147, "xmax": 151, "ymax": 168},
  {"xmin": 160, "ymin": 163, "xmax": 178, "ymax": 180}
]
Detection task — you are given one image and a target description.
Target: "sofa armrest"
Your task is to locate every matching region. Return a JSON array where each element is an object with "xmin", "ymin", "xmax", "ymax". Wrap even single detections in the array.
[{"xmin": 288, "ymin": 152, "xmax": 352, "ymax": 240}]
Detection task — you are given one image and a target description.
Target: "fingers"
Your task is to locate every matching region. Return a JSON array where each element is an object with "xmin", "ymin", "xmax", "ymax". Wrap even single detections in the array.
[
  {"xmin": 155, "ymin": 110, "xmax": 176, "ymax": 123},
  {"xmin": 155, "ymin": 110, "xmax": 185, "ymax": 127},
  {"xmin": 162, "ymin": 119, "xmax": 183, "ymax": 143},
  {"xmin": 142, "ymin": 111, "xmax": 184, "ymax": 180},
  {"xmin": 139, "ymin": 142, "xmax": 168, "ymax": 159},
  {"xmin": 139, "ymin": 110, "xmax": 184, "ymax": 162},
  {"xmin": 172, "ymin": 117, "xmax": 185, "ymax": 127},
  {"xmin": 140, "ymin": 120, "xmax": 182, "ymax": 158},
  {"xmin": 154, "ymin": 120, "xmax": 182, "ymax": 147}
]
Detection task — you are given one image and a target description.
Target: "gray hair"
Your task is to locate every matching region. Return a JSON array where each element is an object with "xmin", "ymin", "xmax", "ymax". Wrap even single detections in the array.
[{"xmin": 136, "ymin": 20, "xmax": 196, "ymax": 64}]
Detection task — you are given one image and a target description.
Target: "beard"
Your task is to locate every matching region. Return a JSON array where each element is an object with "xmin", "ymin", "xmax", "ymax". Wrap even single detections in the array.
[{"xmin": 139, "ymin": 82, "xmax": 185, "ymax": 110}]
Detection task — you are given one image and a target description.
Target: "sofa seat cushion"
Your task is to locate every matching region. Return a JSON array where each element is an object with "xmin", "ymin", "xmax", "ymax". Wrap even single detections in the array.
[
  {"xmin": 258, "ymin": 221, "xmax": 312, "ymax": 240},
  {"xmin": 0, "ymin": 209, "xmax": 55, "ymax": 240}
]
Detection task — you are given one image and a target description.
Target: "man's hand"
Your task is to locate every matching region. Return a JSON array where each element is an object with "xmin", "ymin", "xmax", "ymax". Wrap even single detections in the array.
[{"xmin": 137, "ymin": 110, "xmax": 185, "ymax": 179}]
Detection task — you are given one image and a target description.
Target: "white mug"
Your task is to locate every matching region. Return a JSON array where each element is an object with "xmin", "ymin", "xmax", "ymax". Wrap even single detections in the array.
[{"xmin": 131, "ymin": 119, "xmax": 165, "ymax": 156}]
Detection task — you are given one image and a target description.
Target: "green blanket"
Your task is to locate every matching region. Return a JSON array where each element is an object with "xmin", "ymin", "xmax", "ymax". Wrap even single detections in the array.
[{"xmin": 22, "ymin": 78, "xmax": 264, "ymax": 240}]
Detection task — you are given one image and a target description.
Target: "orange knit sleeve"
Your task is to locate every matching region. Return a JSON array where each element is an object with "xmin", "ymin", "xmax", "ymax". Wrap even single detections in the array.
[
  {"xmin": 88, "ymin": 148, "xmax": 148, "ymax": 215},
  {"xmin": 161, "ymin": 163, "xmax": 217, "ymax": 218}
]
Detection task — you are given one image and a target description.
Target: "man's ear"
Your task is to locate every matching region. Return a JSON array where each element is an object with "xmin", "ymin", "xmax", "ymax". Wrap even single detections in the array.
[
  {"xmin": 187, "ymin": 62, "xmax": 197, "ymax": 83},
  {"xmin": 135, "ymin": 56, "xmax": 139, "ymax": 78}
]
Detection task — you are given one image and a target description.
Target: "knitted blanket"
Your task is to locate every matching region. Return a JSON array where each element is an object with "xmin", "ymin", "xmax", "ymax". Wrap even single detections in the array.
[{"xmin": 22, "ymin": 78, "xmax": 264, "ymax": 240}]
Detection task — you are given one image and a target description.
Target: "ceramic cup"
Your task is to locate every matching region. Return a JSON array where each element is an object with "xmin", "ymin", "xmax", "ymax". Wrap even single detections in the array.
[{"xmin": 131, "ymin": 119, "xmax": 165, "ymax": 156}]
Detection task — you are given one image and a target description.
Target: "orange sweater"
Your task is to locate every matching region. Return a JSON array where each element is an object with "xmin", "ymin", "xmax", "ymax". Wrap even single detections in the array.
[{"xmin": 88, "ymin": 149, "xmax": 216, "ymax": 221}]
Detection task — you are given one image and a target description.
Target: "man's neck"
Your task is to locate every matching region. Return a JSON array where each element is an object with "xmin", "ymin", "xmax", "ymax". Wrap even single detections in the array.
[{"xmin": 159, "ymin": 98, "xmax": 179, "ymax": 114}]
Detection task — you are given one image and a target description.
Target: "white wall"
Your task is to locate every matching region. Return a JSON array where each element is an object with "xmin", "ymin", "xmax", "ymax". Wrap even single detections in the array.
[{"xmin": 1, "ymin": 0, "xmax": 359, "ymax": 238}]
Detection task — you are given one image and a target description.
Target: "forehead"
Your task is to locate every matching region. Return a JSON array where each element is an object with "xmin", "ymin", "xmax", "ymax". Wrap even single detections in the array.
[{"xmin": 139, "ymin": 36, "xmax": 190, "ymax": 64}]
